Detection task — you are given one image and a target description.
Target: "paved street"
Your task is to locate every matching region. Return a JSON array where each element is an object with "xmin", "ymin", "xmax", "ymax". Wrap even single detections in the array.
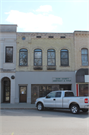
[{"xmin": 0, "ymin": 109, "xmax": 89, "ymax": 135}]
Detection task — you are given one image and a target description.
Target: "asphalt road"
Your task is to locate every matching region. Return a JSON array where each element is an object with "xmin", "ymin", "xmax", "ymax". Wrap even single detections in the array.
[{"xmin": 0, "ymin": 109, "xmax": 89, "ymax": 135}]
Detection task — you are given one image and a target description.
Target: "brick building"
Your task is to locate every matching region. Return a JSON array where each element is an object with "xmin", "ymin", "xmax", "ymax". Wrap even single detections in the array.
[
  {"xmin": 16, "ymin": 32, "xmax": 75, "ymax": 104},
  {"xmin": 74, "ymin": 31, "xmax": 89, "ymax": 97}
]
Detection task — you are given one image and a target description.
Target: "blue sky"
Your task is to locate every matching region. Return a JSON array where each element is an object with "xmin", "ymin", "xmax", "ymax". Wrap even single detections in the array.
[{"xmin": 0, "ymin": 0, "xmax": 89, "ymax": 32}]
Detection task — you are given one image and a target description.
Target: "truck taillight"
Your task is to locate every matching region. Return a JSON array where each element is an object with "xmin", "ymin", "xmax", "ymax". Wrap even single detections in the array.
[{"xmin": 84, "ymin": 98, "xmax": 88, "ymax": 103}]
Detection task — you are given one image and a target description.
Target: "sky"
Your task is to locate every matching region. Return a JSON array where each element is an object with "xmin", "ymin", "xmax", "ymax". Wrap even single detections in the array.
[{"xmin": 0, "ymin": 0, "xmax": 89, "ymax": 32}]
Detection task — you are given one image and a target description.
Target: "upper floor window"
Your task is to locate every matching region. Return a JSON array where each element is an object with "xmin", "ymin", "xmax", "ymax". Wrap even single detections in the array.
[
  {"xmin": 47, "ymin": 49, "xmax": 55, "ymax": 66},
  {"xmin": 19, "ymin": 49, "xmax": 28, "ymax": 66},
  {"xmin": 61, "ymin": 49, "xmax": 69, "ymax": 66},
  {"xmin": 5, "ymin": 47, "xmax": 13, "ymax": 63},
  {"xmin": 81, "ymin": 48, "xmax": 88, "ymax": 66},
  {"xmin": 34, "ymin": 49, "xmax": 42, "ymax": 66}
]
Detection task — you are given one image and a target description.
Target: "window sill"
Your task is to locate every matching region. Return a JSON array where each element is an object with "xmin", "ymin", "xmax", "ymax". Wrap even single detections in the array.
[
  {"xmin": 19, "ymin": 65, "xmax": 28, "ymax": 67},
  {"xmin": 81, "ymin": 65, "xmax": 89, "ymax": 67},
  {"xmin": 47, "ymin": 66, "xmax": 56, "ymax": 70},
  {"xmin": 5, "ymin": 62, "xmax": 13, "ymax": 63},
  {"xmin": 33, "ymin": 66, "xmax": 43, "ymax": 70},
  {"xmin": 60, "ymin": 65, "xmax": 70, "ymax": 67}
]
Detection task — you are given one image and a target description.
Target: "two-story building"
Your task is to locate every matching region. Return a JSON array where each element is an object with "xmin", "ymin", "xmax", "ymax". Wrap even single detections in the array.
[
  {"xmin": 15, "ymin": 32, "xmax": 75, "ymax": 104},
  {"xmin": 74, "ymin": 31, "xmax": 89, "ymax": 97},
  {"xmin": 0, "ymin": 25, "xmax": 17, "ymax": 103}
]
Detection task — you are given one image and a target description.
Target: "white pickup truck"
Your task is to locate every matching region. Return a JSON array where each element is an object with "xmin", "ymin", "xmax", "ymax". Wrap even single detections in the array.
[{"xmin": 35, "ymin": 90, "xmax": 89, "ymax": 114}]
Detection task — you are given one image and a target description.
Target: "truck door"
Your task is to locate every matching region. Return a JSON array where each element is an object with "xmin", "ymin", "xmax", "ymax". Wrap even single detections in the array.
[
  {"xmin": 43, "ymin": 91, "xmax": 56, "ymax": 108},
  {"xmin": 55, "ymin": 92, "xmax": 62, "ymax": 108}
]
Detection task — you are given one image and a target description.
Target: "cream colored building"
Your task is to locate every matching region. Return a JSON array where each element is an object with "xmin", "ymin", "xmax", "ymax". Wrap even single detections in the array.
[
  {"xmin": 16, "ymin": 32, "xmax": 75, "ymax": 72},
  {"xmin": 74, "ymin": 31, "xmax": 89, "ymax": 97},
  {"xmin": 16, "ymin": 32, "xmax": 76, "ymax": 104}
]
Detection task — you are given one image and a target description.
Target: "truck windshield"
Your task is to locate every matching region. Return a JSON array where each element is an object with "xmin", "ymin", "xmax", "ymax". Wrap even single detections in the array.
[{"xmin": 65, "ymin": 92, "xmax": 74, "ymax": 97}]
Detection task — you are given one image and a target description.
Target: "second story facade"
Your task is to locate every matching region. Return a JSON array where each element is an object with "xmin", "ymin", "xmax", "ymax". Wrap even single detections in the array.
[
  {"xmin": 74, "ymin": 31, "xmax": 89, "ymax": 71},
  {"xmin": 16, "ymin": 32, "xmax": 75, "ymax": 72}
]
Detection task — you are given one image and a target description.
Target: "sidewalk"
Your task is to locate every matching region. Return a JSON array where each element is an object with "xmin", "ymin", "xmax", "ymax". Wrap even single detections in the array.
[{"xmin": 0, "ymin": 103, "xmax": 36, "ymax": 109}]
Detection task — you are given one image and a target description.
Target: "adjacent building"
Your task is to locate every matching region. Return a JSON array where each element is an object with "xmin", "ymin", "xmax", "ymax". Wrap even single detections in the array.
[
  {"xmin": 0, "ymin": 25, "xmax": 17, "ymax": 103},
  {"xmin": 74, "ymin": 31, "xmax": 89, "ymax": 97}
]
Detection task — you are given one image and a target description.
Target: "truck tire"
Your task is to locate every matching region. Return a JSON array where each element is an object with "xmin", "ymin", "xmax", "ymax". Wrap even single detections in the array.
[
  {"xmin": 82, "ymin": 109, "xmax": 88, "ymax": 113},
  {"xmin": 70, "ymin": 104, "xmax": 79, "ymax": 114},
  {"xmin": 37, "ymin": 103, "xmax": 43, "ymax": 111}
]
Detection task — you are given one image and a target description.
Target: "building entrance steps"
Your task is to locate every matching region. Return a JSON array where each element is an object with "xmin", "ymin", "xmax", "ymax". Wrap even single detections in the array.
[{"xmin": 0, "ymin": 103, "xmax": 36, "ymax": 109}]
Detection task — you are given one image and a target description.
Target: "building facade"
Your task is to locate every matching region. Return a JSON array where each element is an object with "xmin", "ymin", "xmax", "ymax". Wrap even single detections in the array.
[
  {"xmin": 15, "ymin": 32, "xmax": 75, "ymax": 104},
  {"xmin": 74, "ymin": 31, "xmax": 89, "ymax": 97},
  {"xmin": 0, "ymin": 25, "xmax": 89, "ymax": 104},
  {"xmin": 0, "ymin": 25, "xmax": 17, "ymax": 103}
]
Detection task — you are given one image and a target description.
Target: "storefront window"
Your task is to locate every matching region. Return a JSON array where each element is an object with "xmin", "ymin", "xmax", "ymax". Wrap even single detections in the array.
[
  {"xmin": 39, "ymin": 86, "xmax": 47, "ymax": 97},
  {"xmin": 79, "ymin": 84, "xmax": 89, "ymax": 96},
  {"xmin": 47, "ymin": 86, "xmax": 52, "ymax": 94},
  {"xmin": 39, "ymin": 86, "xmax": 53, "ymax": 97},
  {"xmin": 31, "ymin": 84, "xmax": 72, "ymax": 103},
  {"xmin": 60, "ymin": 84, "xmax": 71, "ymax": 90}
]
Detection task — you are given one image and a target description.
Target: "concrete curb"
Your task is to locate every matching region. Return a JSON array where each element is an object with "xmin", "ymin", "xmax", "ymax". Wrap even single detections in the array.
[
  {"xmin": 0, "ymin": 108, "xmax": 36, "ymax": 110},
  {"xmin": 0, "ymin": 103, "xmax": 36, "ymax": 110}
]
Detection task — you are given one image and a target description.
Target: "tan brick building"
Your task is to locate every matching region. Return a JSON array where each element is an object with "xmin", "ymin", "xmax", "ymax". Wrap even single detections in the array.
[
  {"xmin": 74, "ymin": 31, "xmax": 89, "ymax": 97},
  {"xmin": 16, "ymin": 32, "xmax": 76, "ymax": 103},
  {"xmin": 16, "ymin": 32, "xmax": 75, "ymax": 71}
]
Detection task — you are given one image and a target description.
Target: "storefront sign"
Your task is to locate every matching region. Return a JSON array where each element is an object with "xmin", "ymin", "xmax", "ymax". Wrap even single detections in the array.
[{"xmin": 52, "ymin": 77, "xmax": 71, "ymax": 82}]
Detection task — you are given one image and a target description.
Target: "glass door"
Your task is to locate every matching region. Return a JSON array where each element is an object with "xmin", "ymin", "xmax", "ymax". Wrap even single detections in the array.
[{"xmin": 3, "ymin": 80, "xmax": 10, "ymax": 103}]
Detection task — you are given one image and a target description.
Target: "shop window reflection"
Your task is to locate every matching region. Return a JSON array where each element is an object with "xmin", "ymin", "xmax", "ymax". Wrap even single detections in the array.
[
  {"xmin": 39, "ymin": 86, "xmax": 52, "ymax": 97},
  {"xmin": 79, "ymin": 84, "xmax": 89, "ymax": 96}
]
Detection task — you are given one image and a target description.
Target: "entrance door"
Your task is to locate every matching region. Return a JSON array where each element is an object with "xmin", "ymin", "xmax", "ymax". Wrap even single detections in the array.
[
  {"xmin": 19, "ymin": 86, "xmax": 27, "ymax": 103},
  {"xmin": 3, "ymin": 78, "xmax": 10, "ymax": 103}
]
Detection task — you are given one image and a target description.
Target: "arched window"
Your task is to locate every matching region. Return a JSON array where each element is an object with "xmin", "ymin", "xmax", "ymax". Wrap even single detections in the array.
[
  {"xmin": 47, "ymin": 49, "xmax": 55, "ymax": 66},
  {"xmin": 81, "ymin": 48, "xmax": 88, "ymax": 66},
  {"xmin": 34, "ymin": 49, "xmax": 42, "ymax": 66},
  {"xmin": 19, "ymin": 49, "xmax": 28, "ymax": 66},
  {"xmin": 61, "ymin": 49, "xmax": 69, "ymax": 66}
]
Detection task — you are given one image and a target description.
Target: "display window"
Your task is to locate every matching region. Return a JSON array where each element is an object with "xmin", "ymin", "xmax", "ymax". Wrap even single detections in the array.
[
  {"xmin": 31, "ymin": 84, "xmax": 71, "ymax": 103},
  {"xmin": 79, "ymin": 84, "xmax": 89, "ymax": 96}
]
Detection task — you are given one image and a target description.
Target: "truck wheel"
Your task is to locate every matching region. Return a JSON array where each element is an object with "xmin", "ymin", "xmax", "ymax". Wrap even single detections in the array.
[
  {"xmin": 70, "ymin": 104, "xmax": 79, "ymax": 114},
  {"xmin": 37, "ymin": 103, "xmax": 43, "ymax": 111},
  {"xmin": 82, "ymin": 109, "xmax": 88, "ymax": 113}
]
